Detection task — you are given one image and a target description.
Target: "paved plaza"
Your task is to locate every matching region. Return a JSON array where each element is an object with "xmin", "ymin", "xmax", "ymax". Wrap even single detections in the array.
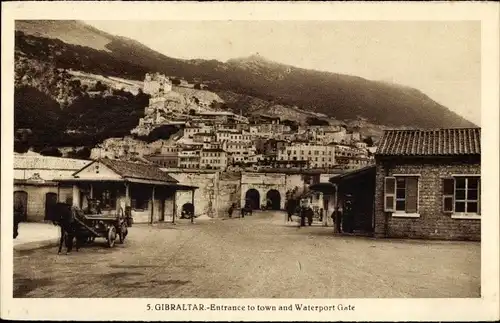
[{"xmin": 13, "ymin": 211, "xmax": 480, "ymax": 298}]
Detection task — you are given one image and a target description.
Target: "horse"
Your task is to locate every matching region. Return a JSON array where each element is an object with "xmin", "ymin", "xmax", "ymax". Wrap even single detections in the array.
[{"xmin": 50, "ymin": 203, "xmax": 87, "ymax": 254}]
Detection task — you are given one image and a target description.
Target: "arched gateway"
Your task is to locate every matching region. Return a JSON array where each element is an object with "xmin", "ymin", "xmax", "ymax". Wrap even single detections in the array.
[
  {"xmin": 266, "ymin": 189, "xmax": 281, "ymax": 210},
  {"xmin": 245, "ymin": 189, "xmax": 260, "ymax": 210}
]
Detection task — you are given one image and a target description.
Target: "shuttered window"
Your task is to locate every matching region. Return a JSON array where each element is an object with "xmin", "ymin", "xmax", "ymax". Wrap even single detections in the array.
[
  {"xmin": 385, "ymin": 176, "xmax": 419, "ymax": 213},
  {"xmin": 405, "ymin": 177, "xmax": 418, "ymax": 213},
  {"xmin": 384, "ymin": 177, "xmax": 396, "ymax": 212}
]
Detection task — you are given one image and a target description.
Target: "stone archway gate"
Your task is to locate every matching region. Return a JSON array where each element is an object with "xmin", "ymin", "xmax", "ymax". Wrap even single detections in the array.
[{"xmin": 240, "ymin": 172, "xmax": 287, "ymax": 210}]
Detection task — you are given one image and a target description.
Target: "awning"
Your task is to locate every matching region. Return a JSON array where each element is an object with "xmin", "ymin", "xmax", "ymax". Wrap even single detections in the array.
[
  {"xmin": 309, "ymin": 182, "xmax": 337, "ymax": 194},
  {"xmin": 55, "ymin": 177, "xmax": 198, "ymax": 190},
  {"xmin": 328, "ymin": 165, "xmax": 376, "ymax": 184}
]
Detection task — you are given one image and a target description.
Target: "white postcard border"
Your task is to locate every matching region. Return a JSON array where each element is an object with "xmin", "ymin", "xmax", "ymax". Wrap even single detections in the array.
[{"xmin": 1, "ymin": 1, "xmax": 499, "ymax": 321}]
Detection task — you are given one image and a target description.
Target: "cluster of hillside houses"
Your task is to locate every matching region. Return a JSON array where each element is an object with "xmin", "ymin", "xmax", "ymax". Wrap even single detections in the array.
[
  {"xmin": 88, "ymin": 73, "xmax": 373, "ymax": 171},
  {"xmin": 14, "ymin": 126, "xmax": 481, "ymax": 241},
  {"xmin": 12, "ymin": 74, "xmax": 482, "ymax": 241}
]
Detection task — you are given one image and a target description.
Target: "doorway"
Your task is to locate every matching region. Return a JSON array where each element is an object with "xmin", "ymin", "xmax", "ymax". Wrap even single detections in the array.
[
  {"xmin": 266, "ymin": 189, "xmax": 281, "ymax": 210},
  {"xmin": 14, "ymin": 191, "xmax": 28, "ymax": 222},
  {"xmin": 45, "ymin": 192, "xmax": 58, "ymax": 221},
  {"xmin": 244, "ymin": 189, "xmax": 260, "ymax": 210}
]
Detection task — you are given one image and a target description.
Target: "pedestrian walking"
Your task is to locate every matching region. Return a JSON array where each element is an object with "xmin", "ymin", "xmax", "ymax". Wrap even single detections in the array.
[
  {"xmin": 319, "ymin": 208, "xmax": 324, "ymax": 222},
  {"xmin": 299, "ymin": 206, "xmax": 306, "ymax": 227},
  {"xmin": 286, "ymin": 199, "xmax": 296, "ymax": 222},
  {"xmin": 306, "ymin": 207, "xmax": 313, "ymax": 226}
]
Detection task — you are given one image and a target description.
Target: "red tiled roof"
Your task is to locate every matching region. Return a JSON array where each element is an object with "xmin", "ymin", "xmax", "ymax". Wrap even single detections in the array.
[
  {"xmin": 99, "ymin": 158, "xmax": 178, "ymax": 183},
  {"xmin": 376, "ymin": 128, "xmax": 481, "ymax": 156}
]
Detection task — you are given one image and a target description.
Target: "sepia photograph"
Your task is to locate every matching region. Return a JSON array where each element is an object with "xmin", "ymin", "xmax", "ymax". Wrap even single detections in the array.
[{"xmin": 1, "ymin": 1, "xmax": 499, "ymax": 321}]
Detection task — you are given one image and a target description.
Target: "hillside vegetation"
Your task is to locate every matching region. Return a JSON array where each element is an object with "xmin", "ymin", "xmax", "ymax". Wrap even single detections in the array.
[{"xmin": 14, "ymin": 20, "xmax": 477, "ymax": 154}]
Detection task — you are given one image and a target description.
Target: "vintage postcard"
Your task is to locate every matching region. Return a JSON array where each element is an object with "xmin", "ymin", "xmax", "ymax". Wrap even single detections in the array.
[{"xmin": 1, "ymin": 1, "xmax": 499, "ymax": 321}]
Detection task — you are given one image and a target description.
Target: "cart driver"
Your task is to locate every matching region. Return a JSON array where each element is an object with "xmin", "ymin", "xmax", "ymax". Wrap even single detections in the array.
[{"xmin": 88, "ymin": 199, "xmax": 102, "ymax": 215}]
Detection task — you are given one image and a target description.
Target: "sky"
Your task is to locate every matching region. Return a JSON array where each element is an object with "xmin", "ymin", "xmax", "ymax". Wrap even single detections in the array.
[{"xmin": 85, "ymin": 20, "xmax": 481, "ymax": 125}]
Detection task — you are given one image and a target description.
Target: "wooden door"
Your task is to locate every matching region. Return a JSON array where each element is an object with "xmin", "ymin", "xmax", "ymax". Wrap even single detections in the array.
[
  {"xmin": 14, "ymin": 191, "xmax": 28, "ymax": 222},
  {"xmin": 45, "ymin": 192, "xmax": 58, "ymax": 221},
  {"xmin": 159, "ymin": 198, "xmax": 165, "ymax": 221}
]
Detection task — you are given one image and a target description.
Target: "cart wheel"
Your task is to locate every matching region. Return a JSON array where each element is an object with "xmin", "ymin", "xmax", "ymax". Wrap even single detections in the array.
[
  {"xmin": 107, "ymin": 226, "xmax": 117, "ymax": 248},
  {"xmin": 119, "ymin": 223, "xmax": 127, "ymax": 244}
]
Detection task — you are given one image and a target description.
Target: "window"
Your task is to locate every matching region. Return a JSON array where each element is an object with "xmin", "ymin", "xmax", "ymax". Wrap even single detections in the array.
[
  {"xmin": 384, "ymin": 176, "xmax": 418, "ymax": 214},
  {"xmin": 131, "ymin": 188, "xmax": 149, "ymax": 210},
  {"xmin": 443, "ymin": 176, "xmax": 480, "ymax": 215}
]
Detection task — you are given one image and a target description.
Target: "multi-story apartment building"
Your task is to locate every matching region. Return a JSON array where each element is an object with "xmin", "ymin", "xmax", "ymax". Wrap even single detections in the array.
[
  {"xmin": 277, "ymin": 142, "xmax": 336, "ymax": 169},
  {"xmin": 145, "ymin": 144, "xmax": 181, "ymax": 168},
  {"xmin": 203, "ymin": 142, "xmax": 223, "ymax": 150},
  {"xmin": 355, "ymin": 141, "xmax": 368, "ymax": 149},
  {"xmin": 257, "ymin": 123, "xmax": 291, "ymax": 136},
  {"xmin": 145, "ymin": 154, "xmax": 179, "ymax": 168},
  {"xmin": 323, "ymin": 127, "xmax": 348, "ymax": 144},
  {"xmin": 215, "ymin": 129, "xmax": 252, "ymax": 142},
  {"xmin": 333, "ymin": 144, "xmax": 373, "ymax": 169},
  {"xmin": 178, "ymin": 149, "xmax": 201, "ymax": 169},
  {"xmin": 183, "ymin": 125, "xmax": 214, "ymax": 139},
  {"xmin": 200, "ymin": 149, "xmax": 227, "ymax": 170},
  {"xmin": 195, "ymin": 111, "xmax": 249, "ymax": 124},
  {"xmin": 263, "ymin": 139, "xmax": 288, "ymax": 155},
  {"xmin": 275, "ymin": 132, "xmax": 296, "ymax": 142},
  {"xmin": 215, "ymin": 129, "xmax": 240, "ymax": 142},
  {"xmin": 192, "ymin": 132, "xmax": 216, "ymax": 144},
  {"xmin": 249, "ymin": 114, "xmax": 281, "ymax": 125}
]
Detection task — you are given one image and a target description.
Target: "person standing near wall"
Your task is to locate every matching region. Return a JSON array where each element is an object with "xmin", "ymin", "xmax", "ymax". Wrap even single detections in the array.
[
  {"xmin": 13, "ymin": 201, "xmax": 24, "ymax": 239},
  {"xmin": 299, "ymin": 206, "xmax": 306, "ymax": 227},
  {"xmin": 335, "ymin": 204, "xmax": 343, "ymax": 234}
]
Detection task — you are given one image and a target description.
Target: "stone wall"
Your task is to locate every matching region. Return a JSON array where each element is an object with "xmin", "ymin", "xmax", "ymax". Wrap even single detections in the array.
[
  {"xmin": 15, "ymin": 170, "xmax": 332, "ymax": 223},
  {"xmin": 169, "ymin": 172, "xmax": 217, "ymax": 218},
  {"xmin": 13, "ymin": 183, "xmax": 72, "ymax": 222},
  {"xmin": 169, "ymin": 170, "xmax": 321, "ymax": 217},
  {"xmin": 217, "ymin": 172, "xmax": 242, "ymax": 217},
  {"xmin": 240, "ymin": 172, "xmax": 287, "ymax": 209},
  {"xmin": 374, "ymin": 157, "xmax": 481, "ymax": 241}
]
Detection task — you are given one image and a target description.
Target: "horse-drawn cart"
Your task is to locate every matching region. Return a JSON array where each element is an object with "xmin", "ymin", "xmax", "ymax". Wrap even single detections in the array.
[
  {"xmin": 53, "ymin": 202, "xmax": 130, "ymax": 249},
  {"xmin": 73, "ymin": 209, "xmax": 129, "ymax": 248}
]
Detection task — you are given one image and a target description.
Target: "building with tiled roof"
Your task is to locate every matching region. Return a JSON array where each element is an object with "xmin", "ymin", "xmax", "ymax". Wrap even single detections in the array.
[
  {"xmin": 14, "ymin": 155, "xmax": 93, "ymax": 222},
  {"xmin": 55, "ymin": 158, "xmax": 197, "ymax": 224},
  {"xmin": 96, "ymin": 158, "xmax": 179, "ymax": 184},
  {"xmin": 376, "ymin": 128, "xmax": 481, "ymax": 156},
  {"xmin": 374, "ymin": 127, "xmax": 481, "ymax": 241}
]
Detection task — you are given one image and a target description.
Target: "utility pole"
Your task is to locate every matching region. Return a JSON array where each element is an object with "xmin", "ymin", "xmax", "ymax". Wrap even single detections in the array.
[{"xmin": 215, "ymin": 170, "xmax": 220, "ymax": 218}]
